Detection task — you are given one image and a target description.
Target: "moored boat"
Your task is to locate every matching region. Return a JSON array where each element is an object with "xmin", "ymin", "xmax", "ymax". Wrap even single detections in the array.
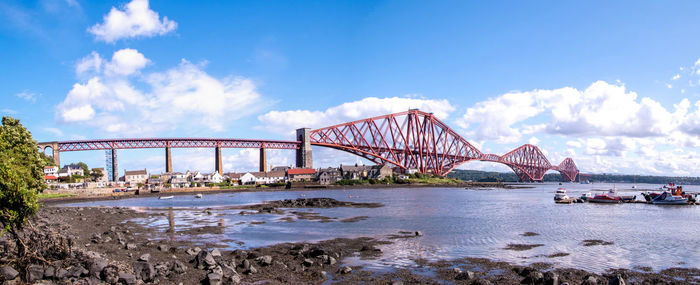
[
  {"xmin": 195, "ymin": 193, "xmax": 203, "ymax": 199},
  {"xmin": 588, "ymin": 187, "xmax": 622, "ymax": 204},
  {"xmin": 554, "ymin": 188, "xmax": 569, "ymax": 201},
  {"xmin": 651, "ymin": 183, "xmax": 689, "ymax": 205},
  {"xmin": 579, "ymin": 192, "xmax": 593, "ymax": 201},
  {"xmin": 652, "ymin": 191, "xmax": 688, "ymax": 205},
  {"xmin": 159, "ymin": 196, "xmax": 174, "ymax": 200}
]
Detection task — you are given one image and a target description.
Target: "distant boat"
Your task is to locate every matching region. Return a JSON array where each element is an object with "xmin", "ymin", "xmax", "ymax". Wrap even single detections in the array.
[
  {"xmin": 580, "ymin": 180, "xmax": 590, "ymax": 184},
  {"xmin": 195, "ymin": 193, "xmax": 203, "ymax": 199},
  {"xmin": 159, "ymin": 196, "xmax": 174, "ymax": 200}
]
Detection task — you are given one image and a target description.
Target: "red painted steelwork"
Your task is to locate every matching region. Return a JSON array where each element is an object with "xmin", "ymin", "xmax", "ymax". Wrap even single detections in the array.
[
  {"xmin": 54, "ymin": 138, "xmax": 300, "ymax": 152},
  {"xmin": 309, "ymin": 109, "xmax": 579, "ymax": 181}
]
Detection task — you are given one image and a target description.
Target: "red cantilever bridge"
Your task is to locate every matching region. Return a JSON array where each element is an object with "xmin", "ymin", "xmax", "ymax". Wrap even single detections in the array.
[{"xmin": 38, "ymin": 109, "xmax": 578, "ymax": 182}]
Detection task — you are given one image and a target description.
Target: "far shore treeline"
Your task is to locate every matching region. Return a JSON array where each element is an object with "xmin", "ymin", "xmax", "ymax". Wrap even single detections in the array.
[{"xmin": 447, "ymin": 169, "xmax": 700, "ymax": 185}]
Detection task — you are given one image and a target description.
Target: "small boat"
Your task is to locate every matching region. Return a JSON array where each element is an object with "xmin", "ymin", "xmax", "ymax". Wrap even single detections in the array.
[
  {"xmin": 651, "ymin": 183, "xmax": 688, "ymax": 205},
  {"xmin": 554, "ymin": 188, "xmax": 569, "ymax": 201},
  {"xmin": 159, "ymin": 196, "xmax": 174, "ymax": 200},
  {"xmin": 195, "ymin": 194, "xmax": 203, "ymax": 199},
  {"xmin": 652, "ymin": 191, "xmax": 688, "ymax": 205},
  {"xmin": 579, "ymin": 192, "xmax": 593, "ymax": 201},
  {"xmin": 588, "ymin": 187, "xmax": 622, "ymax": 204},
  {"xmin": 580, "ymin": 180, "xmax": 590, "ymax": 184}
]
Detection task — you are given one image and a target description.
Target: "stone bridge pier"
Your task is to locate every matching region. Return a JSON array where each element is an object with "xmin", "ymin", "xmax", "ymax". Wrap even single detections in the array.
[{"xmin": 37, "ymin": 142, "xmax": 60, "ymax": 167}]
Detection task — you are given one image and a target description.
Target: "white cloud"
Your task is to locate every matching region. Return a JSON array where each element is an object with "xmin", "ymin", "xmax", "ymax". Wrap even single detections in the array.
[
  {"xmin": 1, "ymin": 109, "xmax": 18, "ymax": 114},
  {"xmin": 104, "ymin": 48, "xmax": 149, "ymax": 76},
  {"xmin": 458, "ymin": 81, "xmax": 691, "ymax": 142},
  {"xmin": 257, "ymin": 97, "xmax": 455, "ymax": 135},
  {"xmin": 88, "ymin": 0, "xmax": 177, "ymax": 43},
  {"xmin": 566, "ymin": 140, "xmax": 582, "ymax": 148},
  {"xmin": 15, "ymin": 90, "xmax": 38, "ymax": 102},
  {"xmin": 56, "ymin": 50, "xmax": 262, "ymax": 135},
  {"xmin": 76, "ymin": 51, "xmax": 103, "ymax": 75},
  {"xmin": 671, "ymin": 74, "xmax": 680, "ymax": 80},
  {"xmin": 528, "ymin": 136, "xmax": 540, "ymax": 145}
]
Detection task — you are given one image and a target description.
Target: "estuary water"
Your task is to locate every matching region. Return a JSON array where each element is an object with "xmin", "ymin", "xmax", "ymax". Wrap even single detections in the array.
[{"xmin": 64, "ymin": 183, "xmax": 700, "ymax": 273}]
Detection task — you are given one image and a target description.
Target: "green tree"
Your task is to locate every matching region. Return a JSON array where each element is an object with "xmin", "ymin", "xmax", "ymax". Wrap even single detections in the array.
[
  {"xmin": 0, "ymin": 116, "xmax": 47, "ymax": 256},
  {"xmin": 90, "ymin": 168, "xmax": 104, "ymax": 182}
]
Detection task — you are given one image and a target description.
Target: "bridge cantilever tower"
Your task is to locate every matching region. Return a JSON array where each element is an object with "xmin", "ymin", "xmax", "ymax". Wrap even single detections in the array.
[{"xmin": 308, "ymin": 109, "xmax": 579, "ymax": 182}]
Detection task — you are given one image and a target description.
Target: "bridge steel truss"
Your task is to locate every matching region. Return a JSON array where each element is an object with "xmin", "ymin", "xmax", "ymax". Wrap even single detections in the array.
[
  {"xmin": 52, "ymin": 138, "xmax": 300, "ymax": 152},
  {"xmin": 309, "ymin": 109, "xmax": 579, "ymax": 182}
]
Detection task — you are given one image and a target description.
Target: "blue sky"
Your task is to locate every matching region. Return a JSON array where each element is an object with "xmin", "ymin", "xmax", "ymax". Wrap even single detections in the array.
[{"xmin": 2, "ymin": 0, "xmax": 700, "ymax": 176}]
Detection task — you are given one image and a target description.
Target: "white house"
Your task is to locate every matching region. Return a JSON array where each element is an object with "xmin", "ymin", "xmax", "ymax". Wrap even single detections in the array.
[
  {"xmin": 44, "ymin": 166, "xmax": 58, "ymax": 176},
  {"xmin": 240, "ymin": 173, "xmax": 256, "ymax": 185},
  {"xmin": 250, "ymin": 171, "xmax": 286, "ymax": 184},
  {"xmin": 204, "ymin": 172, "xmax": 224, "ymax": 184},
  {"xmin": 190, "ymin": 171, "xmax": 205, "ymax": 183}
]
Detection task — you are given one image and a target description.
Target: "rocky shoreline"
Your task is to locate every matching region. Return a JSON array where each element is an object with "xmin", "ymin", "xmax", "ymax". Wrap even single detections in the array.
[{"xmin": 1, "ymin": 200, "xmax": 698, "ymax": 284}]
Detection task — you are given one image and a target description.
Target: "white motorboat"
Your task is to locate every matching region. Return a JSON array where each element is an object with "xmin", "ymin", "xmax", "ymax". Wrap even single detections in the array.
[
  {"xmin": 195, "ymin": 194, "xmax": 203, "ymax": 199},
  {"xmin": 554, "ymin": 188, "xmax": 569, "ymax": 200},
  {"xmin": 159, "ymin": 196, "xmax": 174, "ymax": 200}
]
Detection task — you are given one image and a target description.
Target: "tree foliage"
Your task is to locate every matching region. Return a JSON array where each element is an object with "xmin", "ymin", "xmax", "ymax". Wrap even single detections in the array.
[
  {"xmin": 0, "ymin": 116, "xmax": 46, "ymax": 240},
  {"xmin": 90, "ymin": 168, "xmax": 104, "ymax": 182}
]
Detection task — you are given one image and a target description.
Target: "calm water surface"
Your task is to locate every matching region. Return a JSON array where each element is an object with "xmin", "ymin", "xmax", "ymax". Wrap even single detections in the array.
[{"xmin": 65, "ymin": 183, "xmax": 700, "ymax": 273}]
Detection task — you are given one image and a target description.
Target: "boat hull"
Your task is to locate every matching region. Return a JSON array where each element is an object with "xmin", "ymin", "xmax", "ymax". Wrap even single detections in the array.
[{"xmin": 588, "ymin": 198, "xmax": 621, "ymax": 204}]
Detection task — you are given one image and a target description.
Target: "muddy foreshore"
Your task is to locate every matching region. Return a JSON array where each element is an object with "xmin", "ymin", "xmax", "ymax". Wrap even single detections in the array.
[{"xmin": 1, "ymin": 198, "xmax": 697, "ymax": 284}]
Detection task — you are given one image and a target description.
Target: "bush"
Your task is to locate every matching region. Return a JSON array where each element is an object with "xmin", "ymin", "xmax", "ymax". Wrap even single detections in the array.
[{"xmin": 0, "ymin": 116, "xmax": 47, "ymax": 256}]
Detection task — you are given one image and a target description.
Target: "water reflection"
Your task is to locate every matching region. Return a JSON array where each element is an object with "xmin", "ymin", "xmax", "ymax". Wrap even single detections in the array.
[{"xmin": 65, "ymin": 183, "xmax": 700, "ymax": 273}]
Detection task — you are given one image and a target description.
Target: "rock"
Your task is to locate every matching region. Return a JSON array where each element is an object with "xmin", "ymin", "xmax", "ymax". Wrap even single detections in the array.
[
  {"xmin": 522, "ymin": 271, "xmax": 544, "ymax": 284},
  {"xmin": 328, "ymin": 256, "xmax": 337, "ymax": 265},
  {"xmin": 415, "ymin": 231, "xmax": 423, "ymax": 236},
  {"xmin": 103, "ymin": 236, "xmax": 112, "ymax": 243},
  {"xmin": 171, "ymin": 260, "xmax": 187, "ymax": 274},
  {"xmin": 340, "ymin": 266, "xmax": 352, "ymax": 274},
  {"xmin": 230, "ymin": 274, "xmax": 242, "ymax": 284},
  {"xmin": 220, "ymin": 263, "xmax": 237, "ymax": 278},
  {"xmin": 302, "ymin": 259, "xmax": 314, "ymax": 267},
  {"xmin": 125, "ymin": 243, "xmax": 137, "ymax": 250},
  {"xmin": 56, "ymin": 268, "xmax": 70, "ymax": 280},
  {"xmin": 544, "ymin": 271, "xmax": 559, "ymax": 285},
  {"xmin": 70, "ymin": 265, "xmax": 88, "ymax": 277},
  {"xmin": 25, "ymin": 264, "xmax": 44, "ymax": 282},
  {"xmin": 133, "ymin": 261, "xmax": 155, "ymax": 282},
  {"xmin": 195, "ymin": 251, "xmax": 217, "ymax": 269},
  {"xmin": 241, "ymin": 259, "xmax": 251, "ymax": 270},
  {"xmin": 455, "ymin": 270, "xmax": 475, "ymax": 280},
  {"xmin": 472, "ymin": 279, "xmax": 492, "ymax": 285},
  {"xmin": 246, "ymin": 266, "xmax": 257, "ymax": 275},
  {"xmin": 392, "ymin": 282, "xmax": 404, "ymax": 285},
  {"xmin": 89, "ymin": 259, "xmax": 108, "ymax": 278},
  {"xmin": 139, "ymin": 253, "xmax": 151, "ymax": 262},
  {"xmin": 308, "ymin": 248, "xmax": 325, "ymax": 258},
  {"xmin": 43, "ymin": 266, "xmax": 55, "ymax": 279},
  {"xmin": 207, "ymin": 273, "xmax": 222, "ymax": 285},
  {"xmin": 609, "ymin": 274, "xmax": 626, "ymax": 285},
  {"xmin": 118, "ymin": 272, "xmax": 137, "ymax": 285},
  {"xmin": 453, "ymin": 268, "xmax": 463, "ymax": 274},
  {"xmin": 186, "ymin": 247, "xmax": 202, "ymax": 255},
  {"xmin": 256, "ymin": 255, "xmax": 273, "ymax": 266},
  {"xmin": 101, "ymin": 266, "xmax": 119, "ymax": 284},
  {"xmin": 158, "ymin": 244, "xmax": 170, "ymax": 252},
  {"xmin": 0, "ymin": 266, "xmax": 19, "ymax": 280},
  {"xmin": 211, "ymin": 249, "xmax": 222, "ymax": 257},
  {"xmin": 583, "ymin": 276, "xmax": 597, "ymax": 285}
]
